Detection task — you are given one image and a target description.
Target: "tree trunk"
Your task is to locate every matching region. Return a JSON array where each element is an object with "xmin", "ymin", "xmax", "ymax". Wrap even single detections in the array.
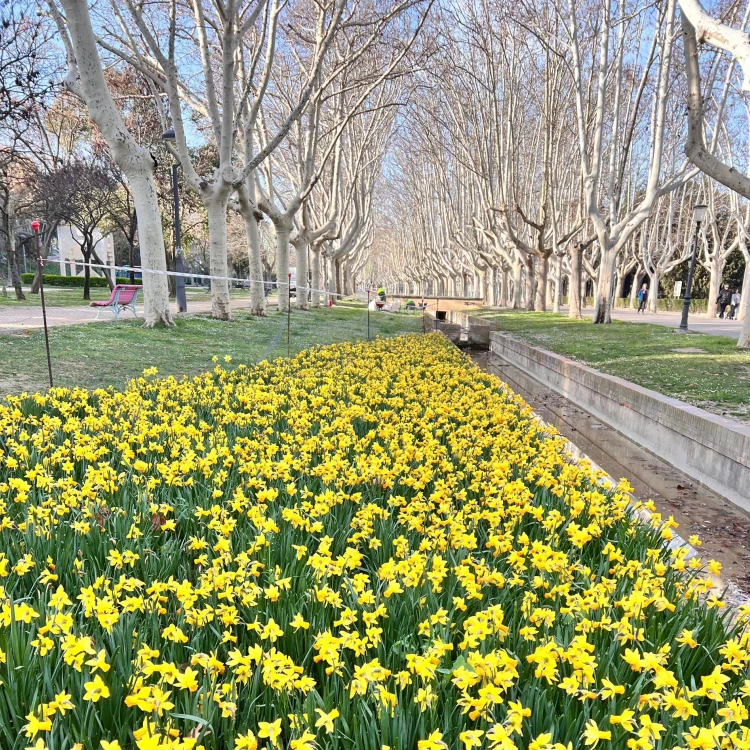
[
  {"xmin": 739, "ymin": 287, "xmax": 750, "ymax": 346},
  {"xmin": 524, "ymin": 256, "xmax": 535, "ymax": 311},
  {"xmin": 245, "ymin": 209, "xmax": 266, "ymax": 316},
  {"xmin": 9, "ymin": 237, "xmax": 25, "ymax": 301},
  {"xmin": 59, "ymin": 0, "xmax": 172, "ymax": 327},
  {"xmin": 128, "ymin": 240, "xmax": 136, "ymax": 285},
  {"xmin": 739, "ymin": 248, "xmax": 750, "ymax": 345},
  {"xmin": 593, "ymin": 247, "xmax": 617, "ymax": 324},
  {"xmin": 553, "ymin": 258, "xmax": 563, "ymax": 314},
  {"xmin": 534, "ymin": 255, "xmax": 549, "ymax": 312},
  {"xmin": 237, "ymin": 190, "xmax": 266, "ymax": 316},
  {"xmin": 127, "ymin": 172, "xmax": 173, "ymax": 326},
  {"xmin": 706, "ymin": 253, "xmax": 723, "ymax": 318},
  {"xmin": 646, "ymin": 271, "xmax": 661, "ymax": 312},
  {"xmin": 499, "ymin": 268, "xmax": 508, "ymax": 307},
  {"xmin": 615, "ymin": 271, "xmax": 626, "ymax": 307},
  {"xmin": 477, "ymin": 267, "xmax": 487, "ymax": 305},
  {"xmin": 294, "ymin": 239, "xmax": 309, "ymax": 310},
  {"xmin": 206, "ymin": 197, "xmax": 232, "ymax": 320},
  {"xmin": 510, "ymin": 262, "xmax": 523, "ymax": 309},
  {"xmin": 630, "ymin": 268, "xmax": 641, "ymax": 309},
  {"xmin": 335, "ymin": 258, "xmax": 343, "ymax": 299},
  {"xmin": 740, "ymin": 253, "xmax": 750, "ymax": 322},
  {"xmin": 274, "ymin": 221, "xmax": 292, "ymax": 312},
  {"xmin": 324, "ymin": 254, "xmax": 334, "ymax": 304},
  {"xmin": 569, "ymin": 244, "xmax": 583, "ymax": 319},
  {"xmin": 82, "ymin": 251, "xmax": 91, "ymax": 301},
  {"xmin": 310, "ymin": 246, "xmax": 322, "ymax": 308}
]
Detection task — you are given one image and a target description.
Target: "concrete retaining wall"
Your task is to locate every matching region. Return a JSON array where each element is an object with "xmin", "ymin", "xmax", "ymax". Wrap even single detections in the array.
[
  {"xmin": 490, "ymin": 332, "xmax": 750, "ymax": 510},
  {"xmin": 447, "ymin": 311, "xmax": 500, "ymax": 331},
  {"xmin": 424, "ymin": 312, "xmax": 462, "ymax": 343},
  {"xmin": 425, "ymin": 311, "xmax": 492, "ymax": 348}
]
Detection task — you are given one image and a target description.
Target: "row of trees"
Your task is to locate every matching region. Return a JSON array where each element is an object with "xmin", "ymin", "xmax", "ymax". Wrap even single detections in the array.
[
  {"xmin": 7, "ymin": 0, "xmax": 750, "ymax": 344},
  {"xmin": 50, "ymin": 0, "xmax": 432, "ymax": 325},
  {"xmin": 370, "ymin": 0, "xmax": 750, "ymax": 348},
  {"xmin": 2, "ymin": 0, "xmax": 432, "ymax": 325},
  {"xmin": 2, "ymin": 70, "xmax": 258, "ymax": 301}
]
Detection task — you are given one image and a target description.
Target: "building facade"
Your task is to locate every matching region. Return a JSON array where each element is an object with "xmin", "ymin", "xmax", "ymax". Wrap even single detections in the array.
[{"xmin": 56, "ymin": 225, "xmax": 116, "ymax": 279}]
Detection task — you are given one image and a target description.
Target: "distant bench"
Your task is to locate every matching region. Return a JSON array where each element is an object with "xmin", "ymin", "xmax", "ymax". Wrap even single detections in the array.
[{"xmin": 90, "ymin": 284, "xmax": 141, "ymax": 319}]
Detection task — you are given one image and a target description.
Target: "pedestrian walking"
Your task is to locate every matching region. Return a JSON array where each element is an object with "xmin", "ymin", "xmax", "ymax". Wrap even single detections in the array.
[
  {"xmin": 637, "ymin": 283, "xmax": 648, "ymax": 313},
  {"xmin": 718, "ymin": 284, "xmax": 732, "ymax": 318},
  {"xmin": 731, "ymin": 289, "xmax": 742, "ymax": 320}
]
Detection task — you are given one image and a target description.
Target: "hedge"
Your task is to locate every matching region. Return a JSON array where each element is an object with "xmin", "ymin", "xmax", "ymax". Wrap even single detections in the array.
[{"xmin": 20, "ymin": 273, "xmax": 141, "ymax": 288}]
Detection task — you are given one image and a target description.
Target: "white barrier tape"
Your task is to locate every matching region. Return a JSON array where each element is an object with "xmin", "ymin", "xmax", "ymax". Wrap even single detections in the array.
[{"xmin": 43, "ymin": 259, "xmax": 381, "ymax": 301}]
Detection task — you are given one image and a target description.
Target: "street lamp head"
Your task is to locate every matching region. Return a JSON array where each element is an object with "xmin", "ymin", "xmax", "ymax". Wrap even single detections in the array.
[
  {"xmin": 693, "ymin": 204, "xmax": 708, "ymax": 223},
  {"xmin": 162, "ymin": 128, "xmax": 176, "ymax": 142},
  {"xmin": 31, "ymin": 220, "xmax": 40, "ymax": 232}
]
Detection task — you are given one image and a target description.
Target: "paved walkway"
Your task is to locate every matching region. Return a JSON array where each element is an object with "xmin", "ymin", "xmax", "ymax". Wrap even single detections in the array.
[
  {"xmin": 2, "ymin": 296, "xmax": 743, "ymax": 338},
  {"xmin": 571, "ymin": 305, "xmax": 743, "ymax": 339},
  {"xmin": 0, "ymin": 298, "xmax": 230, "ymax": 332}
]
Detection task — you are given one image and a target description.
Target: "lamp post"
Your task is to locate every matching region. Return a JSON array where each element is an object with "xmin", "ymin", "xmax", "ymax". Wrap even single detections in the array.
[
  {"xmin": 162, "ymin": 128, "xmax": 187, "ymax": 313},
  {"xmin": 679, "ymin": 203, "xmax": 708, "ymax": 332}
]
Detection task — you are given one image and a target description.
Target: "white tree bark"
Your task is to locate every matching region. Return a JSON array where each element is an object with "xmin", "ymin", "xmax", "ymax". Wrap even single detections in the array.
[
  {"xmin": 53, "ymin": 0, "xmax": 172, "ymax": 327},
  {"xmin": 292, "ymin": 236, "xmax": 309, "ymax": 310},
  {"xmin": 237, "ymin": 182, "xmax": 267, "ymax": 316},
  {"xmin": 679, "ymin": 0, "xmax": 750, "ymax": 91},
  {"xmin": 310, "ymin": 243, "xmax": 323, "ymax": 307},
  {"xmin": 206, "ymin": 196, "xmax": 232, "ymax": 320},
  {"xmin": 274, "ymin": 219, "xmax": 293, "ymax": 312}
]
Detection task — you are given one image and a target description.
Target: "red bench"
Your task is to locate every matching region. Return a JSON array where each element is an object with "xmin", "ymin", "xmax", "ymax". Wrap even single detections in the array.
[{"xmin": 90, "ymin": 284, "xmax": 141, "ymax": 320}]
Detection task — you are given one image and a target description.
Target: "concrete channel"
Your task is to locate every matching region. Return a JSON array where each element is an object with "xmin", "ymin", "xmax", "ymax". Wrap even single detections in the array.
[{"xmin": 469, "ymin": 350, "xmax": 750, "ymax": 596}]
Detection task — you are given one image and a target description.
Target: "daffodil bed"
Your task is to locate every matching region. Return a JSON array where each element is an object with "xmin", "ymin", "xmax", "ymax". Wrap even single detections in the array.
[{"xmin": 0, "ymin": 334, "xmax": 744, "ymax": 750}]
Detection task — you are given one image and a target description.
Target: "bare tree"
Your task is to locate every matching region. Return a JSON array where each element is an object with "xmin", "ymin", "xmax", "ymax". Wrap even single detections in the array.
[
  {"xmin": 34, "ymin": 160, "xmax": 120, "ymax": 298},
  {"xmin": 47, "ymin": 0, "xmax": 173, "ymax": 326}
]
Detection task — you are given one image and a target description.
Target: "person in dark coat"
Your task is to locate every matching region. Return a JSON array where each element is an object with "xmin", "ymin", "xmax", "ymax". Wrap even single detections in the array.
[{"xmin": 718, "ymin": 284, "xmax": 732, "ymax": 318}]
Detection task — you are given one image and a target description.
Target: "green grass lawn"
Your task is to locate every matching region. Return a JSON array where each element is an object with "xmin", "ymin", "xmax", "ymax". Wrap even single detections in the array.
[
  {"xmin": 478, "ymin": 310, "xmax": 750, "ymax": 423},
  {"xmin": 0, "ymin": 305, "xmax": 423, "ymax": 395},
  {"xmin": 0, "ymin": 286, "xmax": 116, "ymax": 307}
]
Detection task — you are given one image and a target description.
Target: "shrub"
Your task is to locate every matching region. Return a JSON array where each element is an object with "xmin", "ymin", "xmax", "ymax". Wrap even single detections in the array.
[{"xmin": 18, "ymin": 273, "xmax": 141, "ymax": 288}]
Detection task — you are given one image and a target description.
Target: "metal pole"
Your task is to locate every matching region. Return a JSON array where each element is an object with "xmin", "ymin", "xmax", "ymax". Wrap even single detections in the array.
[
  {"xmin": 367, "ymin": 289, "xmax": 370, "ymax": 341},
  {"xmin": 172, "ymin": 163, "xmax": 187, "ymax": 312},
  {"xmin": 679, "ymin": 219, "xmax": 702, "ymax": 331},
  {"xmin": 435, "ymin": 298, "xmax": 439, "ymax": 332},
  {"xmin": 33, "ymin": 224, "xmax": 53, "ymax": 388},
  {"xmin": 287, "ymin": 272, "xmax": 292, "ymax": 358}
]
